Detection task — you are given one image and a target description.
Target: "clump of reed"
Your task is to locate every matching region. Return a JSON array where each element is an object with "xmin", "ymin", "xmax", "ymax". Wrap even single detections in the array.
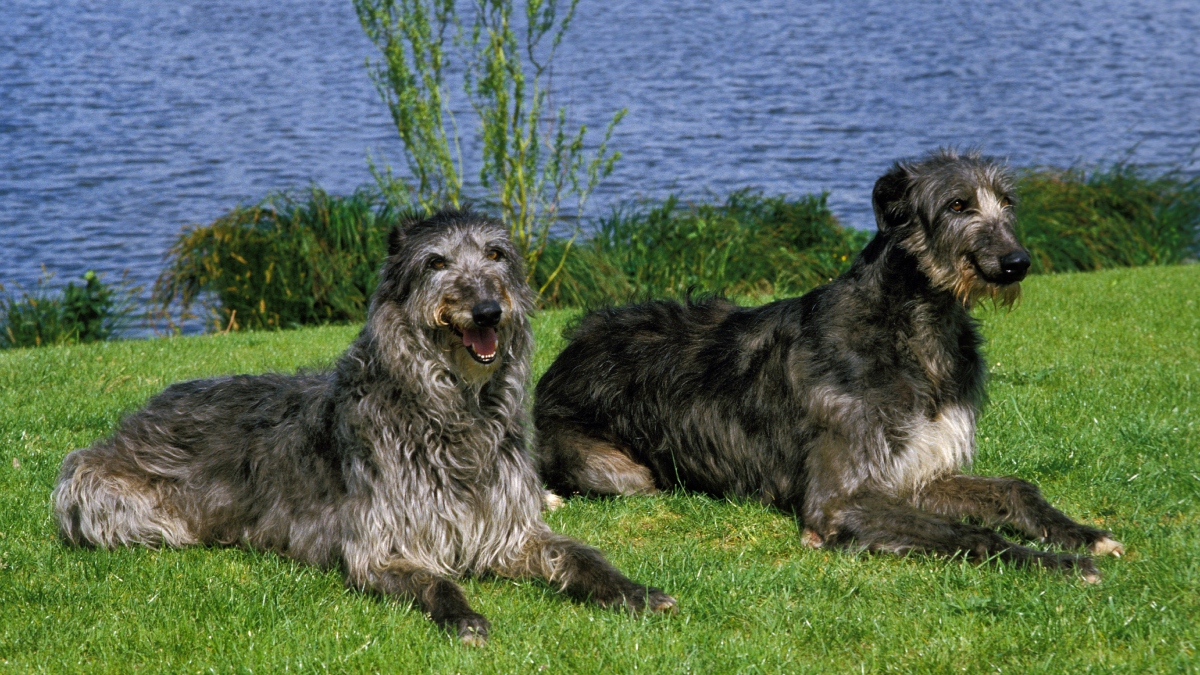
[
  {"xmin": 154, "ymin": 188, "xmax": 404, "ymax": 331},
  {"xmin": 150, "ymin": 162, "xmax": 1199, "ymax": 332},
  {"xmin": 1, "ymin": 270, "xmax": 136, "ymax": 349},
  {"xmin": 534, "ymin": 191, "xmax": 871, "ymax": 307},
  {"xmin": 1016, "ymin": 163, "xmax": 1200, "ymax": 273}
]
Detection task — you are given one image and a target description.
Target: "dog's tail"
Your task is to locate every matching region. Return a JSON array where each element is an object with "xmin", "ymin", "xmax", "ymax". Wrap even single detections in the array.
[{"xmin": 52, "ymin": 445, "xmax": 196, "ymax": 549}]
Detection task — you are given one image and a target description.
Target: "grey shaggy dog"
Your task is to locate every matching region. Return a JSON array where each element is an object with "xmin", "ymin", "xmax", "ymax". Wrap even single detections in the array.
[
  {"xmin": 53, "ymin": 209, "xmax": 675, "ymax": 646},
  {"xmin": 535, "ymin": 149, "xmax": 1124, "ymax": 582}
]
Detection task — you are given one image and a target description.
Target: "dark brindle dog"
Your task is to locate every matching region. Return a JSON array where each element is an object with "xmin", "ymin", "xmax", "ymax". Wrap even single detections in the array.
[
  {"xmin": 535, "ymin": 149, "xmax": 1123, "ymax": 581},
  {"xmin": 53, "ymin": 209, "xmax": 675, "ymax": 645}
]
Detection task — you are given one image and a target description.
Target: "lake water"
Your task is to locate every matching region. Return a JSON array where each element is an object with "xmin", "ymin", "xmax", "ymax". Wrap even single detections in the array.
[{"xmin": 3, "ymin": 0, "xmax": 1198, "ymax": 303}]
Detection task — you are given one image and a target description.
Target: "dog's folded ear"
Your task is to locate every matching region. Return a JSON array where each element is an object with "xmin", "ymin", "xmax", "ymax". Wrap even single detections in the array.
[
  {"xmin": 387, "ymin": 225, "xmax": 407, "ymax": 258},
  {"xmin": 872, "ymin": 164, "xmax": 911, "ymax": 232},
  {"xmin": 388, "ymin": 210, "xmax": 430, "ymax": 257}
]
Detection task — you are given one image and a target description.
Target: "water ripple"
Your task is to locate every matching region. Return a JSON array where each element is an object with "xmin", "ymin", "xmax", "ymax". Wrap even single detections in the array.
[{"xmin": 1, "ymin": 0, "xmax": 1197, "ymax": 301}]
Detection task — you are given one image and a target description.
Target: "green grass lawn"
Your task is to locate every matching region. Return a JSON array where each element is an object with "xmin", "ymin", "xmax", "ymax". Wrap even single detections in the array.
[{"xmin": 1, "ymin": 264, "xmax": 1197, "ymax": 673}]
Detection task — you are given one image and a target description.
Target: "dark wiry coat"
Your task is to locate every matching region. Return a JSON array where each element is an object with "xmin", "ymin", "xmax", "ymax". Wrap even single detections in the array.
[
  {"xmin": 535, "ymin": 150, "xmax": 1124, "ymax": 580},
  {"xmin": 54, "ymin": 209, "xmax": 675, "ymax": 645}
]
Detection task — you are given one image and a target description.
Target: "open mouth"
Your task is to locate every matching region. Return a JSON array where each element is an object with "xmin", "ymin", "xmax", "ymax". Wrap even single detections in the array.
[{"xmin": 451, "ymin": 325, "xmax": 499, "ymax": 364}]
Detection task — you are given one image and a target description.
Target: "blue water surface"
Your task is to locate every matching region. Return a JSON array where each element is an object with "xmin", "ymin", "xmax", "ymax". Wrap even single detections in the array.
[{"xmin": 2, "ymin": 0, "xmax": 1197, "ymax": 300}]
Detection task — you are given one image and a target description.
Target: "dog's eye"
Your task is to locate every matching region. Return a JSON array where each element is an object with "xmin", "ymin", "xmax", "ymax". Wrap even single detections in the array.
[
  {"xmin": 949, "ymin": 199, "xmax": 967, "ymax": 213},
  {"xmin": 1000, "ymin": 196, "xmax": 1013, "ymax": 208},
  {"xmin": 428, "ymin": 256, "xmax": 447, "ymax": 271},
  {"xmin": 486, "ymin": 249, "xmax": 504, "ymax": 262}
]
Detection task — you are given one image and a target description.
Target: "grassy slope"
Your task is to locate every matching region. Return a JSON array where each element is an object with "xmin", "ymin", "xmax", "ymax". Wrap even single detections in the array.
[{"xmin": 1, "ymin": 265, "xmax": 1197, "ymax": 673}]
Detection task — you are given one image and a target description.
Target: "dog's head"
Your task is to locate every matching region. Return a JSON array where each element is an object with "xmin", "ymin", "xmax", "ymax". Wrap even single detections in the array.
[
  {"xmin": 872, "ymin": 148, "xmax": 1029, "ymax": 307},
  {"xmin": 372, "ymin": 208, "xmax": 533, "ymax": 380}
]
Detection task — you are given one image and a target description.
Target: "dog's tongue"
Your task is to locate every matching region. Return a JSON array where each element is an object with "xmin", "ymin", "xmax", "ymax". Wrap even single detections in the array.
[{"xmin": 463, "ymin": 327, "xmax": 498, "ymax": 357}]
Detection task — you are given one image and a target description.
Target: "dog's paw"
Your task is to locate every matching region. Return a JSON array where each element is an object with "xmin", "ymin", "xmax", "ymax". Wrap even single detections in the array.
[
  {"xmin": 1077, "ymin": 556, "xmax": 1102, "ymax": 585},
  {"xmin": 646, "ymin": 588, "xmax": 678, "ymax": 614},
  {"xmin": 1089, "ymin": 536, "xmax": 1124, "ymax": 558},
  {"xmin": 454, "ymin": 614, "xmax": 490, "ymax": 647},
  {"xmin": 598, "ymin": 584, "xmax": 676, "ymax": 615},
  {"xmin": 542, "ymin": 490, "xmax": 564, "ymax": 512},
  {"xmin": 800, "ymin": 528, "xmax": 824, "ymax": 549}
]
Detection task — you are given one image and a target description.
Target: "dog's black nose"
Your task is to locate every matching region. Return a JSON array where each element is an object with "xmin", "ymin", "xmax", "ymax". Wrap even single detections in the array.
[
  {"xmin": 472, "ymin": 300, "xmax": 503, "ymax": 328},
  {"xmin": 999, "ymin": 251, "xmax": 1031, "ymax": 283}
]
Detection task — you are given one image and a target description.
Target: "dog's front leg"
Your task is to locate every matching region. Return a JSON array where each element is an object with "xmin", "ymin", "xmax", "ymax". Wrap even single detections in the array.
[
  {"xmin": 497, "ymin": 527, "xmax": 677, "ymax": 614},
  {"xmin": 802, "ymin": 433, "xmax": 1104, "ymax": 581},
  {"xmin": 346, "ymin": 560, "xmax": 489, "ymax": 646},
  {"xmin": 821, "ymin": 491, "xmax": 1106, "ymax": 582},
  {"xmin": 916, "ymin": 474, "xmax": 1124, "ymax": 557}
]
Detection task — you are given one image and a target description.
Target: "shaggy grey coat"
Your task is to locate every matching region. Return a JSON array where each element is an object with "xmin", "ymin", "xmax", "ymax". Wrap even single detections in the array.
[
  {"xmin": 53, "ymin": 209, "xmax": 674, "ymax": 645},
  {"xmin": 535, "ymin": 150, "xmax": 1124, "ymax": 581}
]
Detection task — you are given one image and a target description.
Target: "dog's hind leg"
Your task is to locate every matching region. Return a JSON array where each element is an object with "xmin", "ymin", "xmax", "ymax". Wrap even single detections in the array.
[
  {"xmin": 916, "ymin": 475, "xmax": 1124, "ymax": 556},
  {"xmin": 821, "ymin": 493, "xmax": 1104, "ymax": 582},
  {"xmin": 52, "ymin": 446, "xmax": 195, "ymax": 549},
  {"xmin": 346, "ymin": 560, "xmax": 490, "ymax": 646},
  {"xmin": 537, "ymin": 425, "xmax": 657, "ymax": 497},
  {"xmin": 497, "ymin": 527, "xmax": 676, "ymax": 614}
]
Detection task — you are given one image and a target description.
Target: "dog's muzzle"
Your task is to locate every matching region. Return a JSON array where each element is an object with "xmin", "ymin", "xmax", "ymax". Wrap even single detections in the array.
[{"xmin": 454, "ymin": 300, "xmax": 503, "ymax": 365}]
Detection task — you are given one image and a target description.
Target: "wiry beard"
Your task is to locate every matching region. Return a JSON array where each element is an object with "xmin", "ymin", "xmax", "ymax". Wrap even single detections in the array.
[
  {"xmin": 901, "ymin": 226, "xmax": 1022, "ymax": 310},
  {"xmin": 950, "ymin": 261, "xmax": 1022, "ymax": 309}
]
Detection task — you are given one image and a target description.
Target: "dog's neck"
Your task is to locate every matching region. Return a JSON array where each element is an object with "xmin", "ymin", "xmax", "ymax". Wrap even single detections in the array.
[
  {"xmin": 845, "ymin": 230, "xmax": 985, "ymax": 407},
  {"xmin": 333, "ymin": 323, "xmax": 533, "ymax": 482},
  {"xmin": 850, "ymin": 231, "xmax": 961, "ymax": 310}
]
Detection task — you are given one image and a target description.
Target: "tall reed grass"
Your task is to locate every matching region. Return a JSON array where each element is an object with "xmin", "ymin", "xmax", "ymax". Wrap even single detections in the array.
[
  {"xmin": 154, "ymin": 188, "xmax": 403, "ymax": 331},
  {"xmin": 1016, "ymin": 163, "xmax": 1200, "ymax": 273},
  {"xmin": 152, "ymin": 163, "xmax": 1199, "ymax": 331},
  {"xmin": 534, "ymin": 191, "xmax": 870, "ymax": 307},
  {"xmin": 536, "ymin": 165, "xmax": 1200, "ymax": 308}
]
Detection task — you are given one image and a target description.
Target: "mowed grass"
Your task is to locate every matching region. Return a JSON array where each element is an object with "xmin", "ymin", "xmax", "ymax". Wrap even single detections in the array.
[{"xmin": 1, "ymin": 265, "xmax": 1197, "ymax": 673}]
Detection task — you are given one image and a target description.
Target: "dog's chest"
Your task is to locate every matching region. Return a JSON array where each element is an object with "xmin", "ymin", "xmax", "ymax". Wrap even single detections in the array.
[
  {"xmin": 878, "ymin": 403, "xmax": 976, "ymax": 495},
  {"xmin": 368, "ymin": 438, "xmax": 542, "ymax": 575}
]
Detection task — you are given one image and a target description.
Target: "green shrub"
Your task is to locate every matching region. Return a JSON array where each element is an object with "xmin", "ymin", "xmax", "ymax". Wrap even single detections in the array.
[
  {"xmin": 1, "ymin": 270, "xmax": 132, "ymax": 348},
  {"xmin": 534, "ymin": 166, "xmax": 1200, "ymax": 309},
  {"xmin": 154, "ymin": 188, "xmax": 404, "ymax": 331},
  {"xmin": 534, "ymin": 191, "xmax": 871, "ymax": 307},
  {"xmin": 155, "ymin": 163, "xmax": 1200, "ymax": 329},
  {"xmin": 1016, "ymin": 164, "xmax": 1200, "ymax": 273}
]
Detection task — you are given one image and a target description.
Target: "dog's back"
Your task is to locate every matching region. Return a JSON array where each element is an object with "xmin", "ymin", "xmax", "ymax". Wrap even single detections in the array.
[
  {"xmin": 537, "ymin": 295, "xmax": 814, "ymax": 504},
  {"xmin": 54, "ymin": 373, "xmax": 346, "ymax": 558}
]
